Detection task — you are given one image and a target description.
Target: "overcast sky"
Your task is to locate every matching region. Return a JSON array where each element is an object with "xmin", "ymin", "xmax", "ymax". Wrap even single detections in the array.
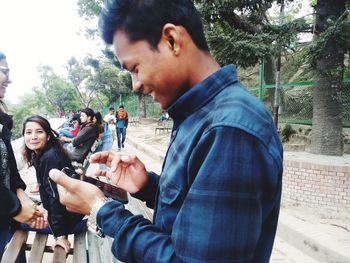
[{"xmin": 0, "ymin": 0, "xmax": 102, "ymax": 103}]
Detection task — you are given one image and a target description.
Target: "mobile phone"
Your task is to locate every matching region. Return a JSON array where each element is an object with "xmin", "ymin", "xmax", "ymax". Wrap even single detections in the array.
[{"xmin": 61, "ymin": 167, "xmax": 128, "ymax": 204}]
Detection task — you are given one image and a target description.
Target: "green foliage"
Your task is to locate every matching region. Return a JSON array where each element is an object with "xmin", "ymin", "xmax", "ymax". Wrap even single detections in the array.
[
  {"xmin": 37, "ymin": 64, "xmax": 81, "ymax": 113},
  {"xmin": 10, "ymin": 96, "xmax": 50, "ymax": 139},
  {"xmin": 307, "ymin": 10, "xmax": 350, "ymax": 68},
  {"xmin": 197, "ymin": 0, "xmax": 309, "ymax": 68},
  {"xmin": 87, "ymin": 62, "xmax": 132, "ymax": 106},
  {"xmin": 77, "ymin": 0, "xmax": 102, "ymax": 20}
]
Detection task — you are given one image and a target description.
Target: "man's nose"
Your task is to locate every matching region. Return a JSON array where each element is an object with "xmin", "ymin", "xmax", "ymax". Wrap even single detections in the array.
[{"xmin": 132, "ymin": 79, "xmax": 143, "ymax": 93}]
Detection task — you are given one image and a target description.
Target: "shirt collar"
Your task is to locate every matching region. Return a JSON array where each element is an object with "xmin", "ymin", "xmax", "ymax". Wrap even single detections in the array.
[{"xmin": 168, "ymin": 65, "xmax": 238, "ymax": 123}]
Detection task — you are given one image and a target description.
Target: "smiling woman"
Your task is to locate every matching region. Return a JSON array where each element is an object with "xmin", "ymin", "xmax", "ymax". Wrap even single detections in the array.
[{"xmin": 21, "ymin": 115, "xmax": 86, "ymax": 254}]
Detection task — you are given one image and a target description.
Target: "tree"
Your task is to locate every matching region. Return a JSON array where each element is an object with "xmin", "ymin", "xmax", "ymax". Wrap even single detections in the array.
[
  {"xmin": 76, "ymin": 0, "xmax": 158, "ymax": 117},
  {"xmin": 37, "ymin": 65, "xmax": 81, "ymax": 115},
  {"xmin": 309, "ymin": 0, "xmax": 349, "ymax": 155},
  {"xmin": 87, "ymin": 62, "xmax": 132, "ymax": 107},
  {"xmin": 66, "ymin": 57, "xmax": 95, "ymax": 107},
  {"xmin": 195, "ymin": 0, "xmax": 310, "ymax": 110}
]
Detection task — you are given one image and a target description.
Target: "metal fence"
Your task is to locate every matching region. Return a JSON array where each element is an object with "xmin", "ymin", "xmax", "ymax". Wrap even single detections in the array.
[
  {"xmin": 101, "ymin": 79, "xmax": 350, "ymax": 128},
  {"xmin": 248, "ymin": 79, "xmax": 350, "ymax": 128},
  {"xmin": 101, "ymin": 94, "xmax": 162, "ymax": 119}
]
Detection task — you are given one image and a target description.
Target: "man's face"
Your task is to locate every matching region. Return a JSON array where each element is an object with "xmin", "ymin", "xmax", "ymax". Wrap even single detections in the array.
[
  {"xmin": 113, "ymin": 30, "xmax": 186, "ymax": 109},
  {"xmin": 80, "ymin": 112, "xmax": 89, "ymax": 124},
  {"xmin": 0, "ymin": 59, "xmax": 11, "ymax": 99},
  {"xmin": 109, "ymin": 109, "xmax": 115, "ymax": 115},
  {"xmin": 119, "ymin": 107, "xmax": 124, "ymax": 112}
]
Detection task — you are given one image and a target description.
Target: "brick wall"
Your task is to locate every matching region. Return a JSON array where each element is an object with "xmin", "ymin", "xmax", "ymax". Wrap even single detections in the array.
[{"xmin": 282, "ymin": 159, "xmax": 350, "ymax": 214}]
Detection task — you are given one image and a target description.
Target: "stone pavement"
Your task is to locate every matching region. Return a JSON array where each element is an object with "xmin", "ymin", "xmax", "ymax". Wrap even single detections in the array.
[{"xmin": 20, "ymin": 118, "xmax": 350, "ymax": 262}]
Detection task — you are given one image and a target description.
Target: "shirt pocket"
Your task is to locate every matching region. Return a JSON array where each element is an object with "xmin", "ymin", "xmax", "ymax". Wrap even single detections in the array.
[{"xmin": 158, "ymin": 183, "xmax": 183, "ymax": 233}]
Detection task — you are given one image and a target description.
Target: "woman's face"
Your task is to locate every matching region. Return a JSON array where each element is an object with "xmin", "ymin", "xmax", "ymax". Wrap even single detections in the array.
[
  {"xmin": 24, "ymin": 121, "xmax": 49, "ymax": 153},
  {"xmin": 0, "ymin": 59, "xmax": 11, "ymax": 99}
]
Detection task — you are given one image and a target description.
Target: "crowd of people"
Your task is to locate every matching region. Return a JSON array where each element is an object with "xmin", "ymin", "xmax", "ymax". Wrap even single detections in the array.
[
  {"xmin": 1, "ymin": 49, "xmax": 131, "ymax": 260},
  {"xmin": 1, "ymin": 0, "xmax": 283, "ymax": 262}
]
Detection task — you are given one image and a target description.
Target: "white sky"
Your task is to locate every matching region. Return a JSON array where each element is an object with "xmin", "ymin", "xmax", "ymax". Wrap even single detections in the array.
[{"xmin": 0, "ymin": 0, "xmax": 103, "ymax": 104}]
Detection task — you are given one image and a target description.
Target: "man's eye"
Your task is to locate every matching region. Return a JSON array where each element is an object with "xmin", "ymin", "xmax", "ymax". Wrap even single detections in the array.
[
  {"xmin": 130, "ymin": 66, "xmax": 138, "ymax": 74},
  {"xmin": 25, "ymin": 131, "xmax": 32, "ymax": 135}
]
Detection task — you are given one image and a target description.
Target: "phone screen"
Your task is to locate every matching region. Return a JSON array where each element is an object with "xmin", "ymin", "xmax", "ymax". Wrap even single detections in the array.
[{"xmin": 61, "ymin": 167, "xmax": 128, "ymax": 204}]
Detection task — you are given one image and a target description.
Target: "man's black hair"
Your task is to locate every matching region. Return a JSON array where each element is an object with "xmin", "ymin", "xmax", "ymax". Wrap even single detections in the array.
[
  {"xmin": 80, "ymin": 108, "xmax": 95, "ymax": 121},
  {"xmin": 109, "ymin": 107, "xmax": 115, "ymax": 111},
  {"xmin": 99, "ymin": 0, "xmax": 209, "ymax": 51},
  {"xmin": 119, "ymin": 105, "xmax": 124, "ymax": 108}
]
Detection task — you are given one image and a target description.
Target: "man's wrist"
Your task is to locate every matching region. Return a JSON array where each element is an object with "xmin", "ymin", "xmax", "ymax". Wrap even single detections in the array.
[{"xmin": 87, "ymin": 197, "xmax": 113, "ymax": 237}]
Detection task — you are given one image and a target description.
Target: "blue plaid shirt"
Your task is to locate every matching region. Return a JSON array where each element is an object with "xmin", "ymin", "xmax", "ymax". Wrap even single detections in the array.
[{"xmin": 97, "ymin": 65, "xmax": 283, "ymax": 263}]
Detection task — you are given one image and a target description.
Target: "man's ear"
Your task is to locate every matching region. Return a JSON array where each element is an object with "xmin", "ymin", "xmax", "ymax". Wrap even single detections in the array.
[{"xmin": 162, "ymin": 23, "xmax": 181, "ymax": 55}]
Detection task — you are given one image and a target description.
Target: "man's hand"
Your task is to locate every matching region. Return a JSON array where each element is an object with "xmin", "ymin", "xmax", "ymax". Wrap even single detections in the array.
[
  {"xmin": 49, "ymin": 169, "xmax": 105, "ymax": 215},
  {"xmin": 89, "ymin": 152, "xmax": 148, "ymax": 194}
]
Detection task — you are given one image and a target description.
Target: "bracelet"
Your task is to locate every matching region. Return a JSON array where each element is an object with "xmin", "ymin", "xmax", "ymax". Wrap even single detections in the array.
[{"xmin": 87, "ymin": 197, "xmax": 113, "ymax": 238}]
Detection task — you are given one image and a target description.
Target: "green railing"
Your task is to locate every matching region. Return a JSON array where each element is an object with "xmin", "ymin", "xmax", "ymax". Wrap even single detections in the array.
[{"xmin": 250, "ymin": 77, "xmax": 350, "ymax": 128}]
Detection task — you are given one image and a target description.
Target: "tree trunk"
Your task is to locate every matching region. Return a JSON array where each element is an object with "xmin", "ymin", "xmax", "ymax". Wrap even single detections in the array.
[
  {"xmin": 265, "ymin": 56, "xmax": 276, "ymax": 112},
  {"xmin": 137, "ymin": 93, "xmax": 146, "ymax": 118},
  {"xmin": 310, "ymin": 0, "xmax": 346, "ymax": 156}
]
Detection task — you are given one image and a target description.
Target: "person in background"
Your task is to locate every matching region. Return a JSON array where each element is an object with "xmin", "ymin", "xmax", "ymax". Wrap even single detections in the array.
[
  {"xmin": 93, "ymin": 112, "xmax": 104, "ymax": 140},
  {"xmin": 158, "ymin": 110, "xmax": 169, "ymax": 122},
  {"xmin": 22, "ymin": 115, "xmax": 85, "ymax": 254},
  {"xmin": 0, "ymin": 52, "xmax": 48, "ymax": 261},
  {"xmin": 103, "ymin": 107, "xmax": 116, "ymax": 142},
  {"xmin": 58, "ymin": 119, "xmax": 80, "ymax": 139},
  {"xmin": 60, "ymin": 108, "xmax": 99, "ymax": 164},
  {"xmin": 94, "ymin": 112, "xmax": 113, "ymax": 170},
  {"xmin": 49, "ymin": 0, "xmax": 283, "ymax": 262},
  {"xmin": 115, "ymin": 105, "xmax": 128, "ymax": 151}
]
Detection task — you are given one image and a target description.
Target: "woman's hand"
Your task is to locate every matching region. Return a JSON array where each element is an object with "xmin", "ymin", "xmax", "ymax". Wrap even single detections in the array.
[
  {"xmin": 54, "ymin": 237, "xmax": 71, "ymax": 254},
  {"xmin": 14, "ymin": 189, "xmax": 46, "ymax": 224},
  {"xmin": 28, "ymin": 205, "xmax": 48, "ymax": 229}
]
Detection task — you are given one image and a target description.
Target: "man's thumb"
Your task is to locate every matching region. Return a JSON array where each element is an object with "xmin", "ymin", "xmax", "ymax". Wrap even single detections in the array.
[{"xmin": 49, "ymin": 169, "xmax": 70, "ymax": 187}]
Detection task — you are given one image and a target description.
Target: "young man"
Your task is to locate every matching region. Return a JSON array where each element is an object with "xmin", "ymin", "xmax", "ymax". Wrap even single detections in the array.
[
  {"xmin": 61, "ymin": 108, "xmax": 99, "ymax": 163},
  {"xmin": 50, "ymin": 1, "xmax": 283, "ymax": 262},
  {"xmin": 103, "ymin": 107, "xmax": 116, "ymax": 141},
  {"xmin": 115, "ymin": 105, "xmax": 128, "ymax": 151}
]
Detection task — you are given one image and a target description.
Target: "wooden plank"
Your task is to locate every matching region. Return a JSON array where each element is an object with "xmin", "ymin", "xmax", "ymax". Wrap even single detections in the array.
[
  {"xmin": 52, "ymin": 246, "xmax": 66, "ymax": 263},
  {"xmin": 28, "ymin": 233, "xmax": 48, "ymax": 263},
  {"xmin": 95, "ymin": 235, "xmax": 117, "ymax": 263},
  {"xmin": 73, "ymin": 232, "xmax": 87, "ymax": 263},
  {"xmin": 1, "ymin": 230, "xmax": 28, "ymax": 263},
  {"xmin": 87, "ymin": 231, "xmax": 101, "ymax": 262},
  {"xmin": 106, "ymin": 237, "xmax": 124, "ymax": 263}
]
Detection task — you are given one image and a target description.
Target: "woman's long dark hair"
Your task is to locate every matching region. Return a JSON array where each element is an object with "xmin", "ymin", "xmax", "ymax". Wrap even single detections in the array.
[{"xmin": 22, "ymin": 115, "xmax": 70, "ymax": 167}]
